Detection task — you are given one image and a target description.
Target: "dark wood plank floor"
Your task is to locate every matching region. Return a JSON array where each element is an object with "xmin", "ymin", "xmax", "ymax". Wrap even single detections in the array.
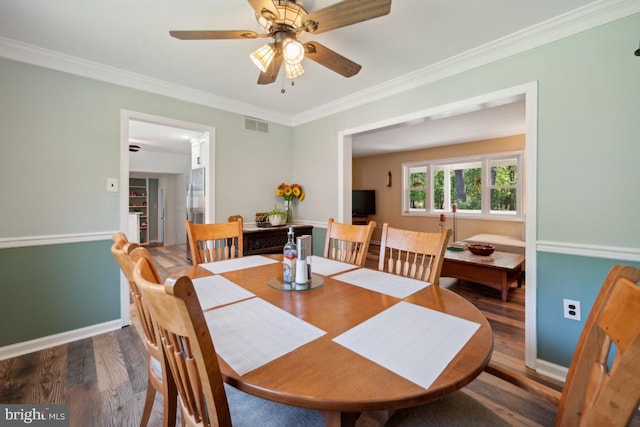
[{"xmin": 0, "ymin": 243, "xmax": 609, "ymax": 426}]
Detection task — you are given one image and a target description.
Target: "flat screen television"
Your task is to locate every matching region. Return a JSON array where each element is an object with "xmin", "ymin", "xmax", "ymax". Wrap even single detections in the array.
[{"xmin": 352, "ymin": 190, "xmax": 376, "ymax": 217}]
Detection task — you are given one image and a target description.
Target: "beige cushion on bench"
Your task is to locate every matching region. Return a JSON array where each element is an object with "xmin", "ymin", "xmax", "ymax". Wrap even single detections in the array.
[{"xmin": 464, "ymin": 233, "xmax": 525, "ymax": 255}]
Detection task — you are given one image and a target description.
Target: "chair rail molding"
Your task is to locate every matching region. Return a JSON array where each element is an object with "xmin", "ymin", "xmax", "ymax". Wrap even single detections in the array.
[
  {"xmin": 0, "ymin": 231, "xmax": 116, "ymax": 249},
  {"xmin": 537, "ymin": 240, "xmax": 640, "ymax": 263}
]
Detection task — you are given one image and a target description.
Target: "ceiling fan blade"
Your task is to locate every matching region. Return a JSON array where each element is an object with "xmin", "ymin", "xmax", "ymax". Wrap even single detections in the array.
[
  {"xmin": 258, "ymin": 52, "xmax": 283, "ymax": 85},
  {"xmin": 247, "ymin": 0, "xmax": 280, "ymax": 21},
  {"xmin": 303, "ymin": 42, "xmax": 361, "ymax": 78},
  {"xmin": 303, "ymin": 0, "xmax": 391, "ymax": 34},
  {"xmin": 169, "ymin": 30, "xmax": 260, "ymax": 40}
]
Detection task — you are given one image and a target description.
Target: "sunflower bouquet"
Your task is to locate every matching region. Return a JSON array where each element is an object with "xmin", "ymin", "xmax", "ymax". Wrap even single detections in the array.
[{"xmin": 275, "ymin": 183, "xmax": 305, "ymax": 224}]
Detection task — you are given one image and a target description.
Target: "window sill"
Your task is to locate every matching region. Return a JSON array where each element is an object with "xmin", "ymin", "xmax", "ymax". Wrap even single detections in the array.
[{"xmin": 402, "ymin": 212, "xmax": 524, "ymax": 222}]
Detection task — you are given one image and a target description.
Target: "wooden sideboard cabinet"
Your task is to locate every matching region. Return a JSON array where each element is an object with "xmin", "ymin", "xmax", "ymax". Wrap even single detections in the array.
[
  {"xmin": 243, "ymin": 224, "xmax": 313, "ymax": 255},
  {"xmin": 351, "ymin": 216, "xmax": 371, "ymax": 225}
]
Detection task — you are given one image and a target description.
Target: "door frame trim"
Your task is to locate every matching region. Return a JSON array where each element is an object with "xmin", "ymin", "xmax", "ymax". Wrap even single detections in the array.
[
  {"xmin": 337, "ymin": 81, "xmax": 538, "ymax": 368},
  {"xmin": 119, "ymin": 110, "xmax": 216, "ymax": 326}
]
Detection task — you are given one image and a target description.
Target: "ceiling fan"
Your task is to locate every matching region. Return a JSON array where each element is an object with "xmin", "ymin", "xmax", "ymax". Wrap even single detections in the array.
[{"xmin": 169, "ymin": 0, "xmax": 392, "ymax": 85}]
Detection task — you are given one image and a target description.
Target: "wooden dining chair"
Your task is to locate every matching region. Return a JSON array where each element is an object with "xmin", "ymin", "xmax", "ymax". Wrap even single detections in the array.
[
  {"xmin": 387, "ymin": 264, "xmax": 640, "ymax": 426},
  {"xmin": 131, "ymin": 255, "xmax": 325, "ymax": 427},
  {"xmin": 110, "ymin": 234, "xmax": 178, "ymax": 427},
  {"xmin": 227, "ymin": 214, "xmax": 243, "ymax": 223},
  {"xmin": 185, "ymin": 219, "xmax": 243, "ymax": 265},
  {"xmin": 112, "ymin": 231, "xmax": 129, "ymax": 244},
  {"xmin": 377, "ymin": 224, "xmax": 451, "ymax": 286},
  {"xmin": 323, "ymin": 217, "xmax": 376, "ymax": 267}
]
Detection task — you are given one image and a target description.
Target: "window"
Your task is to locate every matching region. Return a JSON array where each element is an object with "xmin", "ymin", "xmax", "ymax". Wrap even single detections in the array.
[
  {"xmin": 407, "ymin": 165, "xmax": 427, "ymax": 209},
  {"xmin": 403, "ymin": 152, "xmax": 523, "ymax": 219},
  {"xmin": 489, "ymin": 157, "xmax": 519, "ymax": 215}
]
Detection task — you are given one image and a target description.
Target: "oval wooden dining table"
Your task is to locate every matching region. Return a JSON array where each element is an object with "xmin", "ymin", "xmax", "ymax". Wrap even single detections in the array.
[{"xmin": 176, "ymin": 255, "xmax": 493, "ymax": 427}]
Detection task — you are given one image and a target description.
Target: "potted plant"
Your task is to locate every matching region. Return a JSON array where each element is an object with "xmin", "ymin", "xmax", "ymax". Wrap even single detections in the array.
[{"xmin": 265, "ymin": 206, "xmax": 286, "ymax": 226}]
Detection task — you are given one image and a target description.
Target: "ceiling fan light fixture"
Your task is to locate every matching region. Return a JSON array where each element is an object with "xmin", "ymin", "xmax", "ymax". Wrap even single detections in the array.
[
  {"xmin": 257, "ymin": 0, "xmax": 307, "ymax": 32},
  {"xmin": 171, "ymin": 0, "xmax": 392, "ymax": 86},
  {"xmin": 285, "ymin": 61, "xmax": 304, "ymax": 79},
  {"xmin": 283, "ymin": 38, "xmax": 304, "ymax": 64},
  {"xmin": 250, "ymin": 43, "xmax": 275, "ymax": 72},
  {"xmin": 278, "ymin": 0, "xmax": 305, "ymax": 28}
]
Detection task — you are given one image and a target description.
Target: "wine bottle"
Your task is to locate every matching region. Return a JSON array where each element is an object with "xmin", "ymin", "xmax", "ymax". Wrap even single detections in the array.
[{"xmin": 283, "ymin": 227, "xmax": 297, "ymax": 283}]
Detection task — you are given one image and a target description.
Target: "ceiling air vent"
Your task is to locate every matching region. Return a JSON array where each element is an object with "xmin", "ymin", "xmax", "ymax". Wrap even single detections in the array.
[{"xmin": 244, "ymin": 116, "xmax": 269, "ymax": 134}]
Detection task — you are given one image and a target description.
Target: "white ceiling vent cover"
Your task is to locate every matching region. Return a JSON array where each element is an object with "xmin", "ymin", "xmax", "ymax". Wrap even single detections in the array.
[{"xmin": 244, "ymin": 116, "xmax": 269, "ymax": 134}]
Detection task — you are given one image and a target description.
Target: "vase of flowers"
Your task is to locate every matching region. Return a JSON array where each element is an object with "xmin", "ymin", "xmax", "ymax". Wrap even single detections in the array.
[{"xmin": 275, "ymin": 183, "xmax": 305, "ymax": 225}]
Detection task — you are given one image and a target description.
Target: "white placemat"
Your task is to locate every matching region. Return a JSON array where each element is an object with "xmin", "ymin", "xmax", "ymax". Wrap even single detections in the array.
[
  {"xmin": 200, "ymin": 255, "xmax": 278, "ymax": 274},
  {"xmin": 308, "ymin": 255, "xmax": 358, "ymax": 276},
  {"xmin": 204, "ymin": 298, "xmax": 326, "ymax": 376},
  {"xmin": 191, "ymin": 275, "xmax": 255, "ymax": 310},
  {"xmin": 333, "ymin": 268, "xmax": 429, "ymax": 298},
  {"xmin": 333, "ymin": 301, "xmax": 480, "ymax": 390}
]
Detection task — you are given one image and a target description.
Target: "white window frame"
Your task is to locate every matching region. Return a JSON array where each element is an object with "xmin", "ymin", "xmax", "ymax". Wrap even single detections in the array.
[
  {"xmin": 402, "ymin": 151, "xmax": 524, "ymax": 221},
  {"xmin": 404, "ymin": 164, "xmax": 428, "ymax": 211}
]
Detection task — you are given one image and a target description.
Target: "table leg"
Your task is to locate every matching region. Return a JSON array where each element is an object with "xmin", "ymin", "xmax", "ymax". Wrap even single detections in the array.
[
  {"xmin": 501, "ymin": 271, "xmax": 508, "ymax": 302},
  {"xmin": 517, "ymin": 269, "xmax": 523, "ymax": 288},
  {"xmin": 322, "ymin": 410, "xmax": 359, "ymax": 427}
]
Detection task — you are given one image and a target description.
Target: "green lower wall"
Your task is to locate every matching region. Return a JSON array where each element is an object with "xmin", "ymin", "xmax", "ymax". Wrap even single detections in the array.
[
  {"xmin": 537, "ymin": 252, "xmax": 640, "ymax": 367},
  {"xmin": 0, "ymin": 240, "xmax": 120, "ymax": 347},
  {"xmin": 316, "ymin": 224, "xmax": 640, "ymax": 369},
  {"xmin": 2, "ymin": 228, "xmax": 637, "ymax": 371},
  {"xmin": 312, "ymin": 223, "xmax": 639, "ymax": 369},
  {"xmin": 0, "ymin": 11, "xmax": 637, "ymax": 366},
  {"xmin": 312, "ymin": 227, "xmax": 327, "ymax": 256}
]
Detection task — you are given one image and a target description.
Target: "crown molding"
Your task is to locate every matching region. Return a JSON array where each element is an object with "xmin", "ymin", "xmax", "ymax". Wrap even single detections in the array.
[
  {"xmin": 0, "ymin": 0, "xmax": 638, "ymax": 128},
  {"xmin": 0, "ymin": 36, "xmax": 293, "ymax": 126},
  {"xmin": 290, "ymin": 0, "xmax": 640, "ymax": 126}
]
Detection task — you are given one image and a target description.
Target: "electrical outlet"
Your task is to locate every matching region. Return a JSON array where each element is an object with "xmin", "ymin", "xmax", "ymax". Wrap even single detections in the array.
[{"xmin": 563, "ymin": 299, "xmax": 581, "ymax": 321}]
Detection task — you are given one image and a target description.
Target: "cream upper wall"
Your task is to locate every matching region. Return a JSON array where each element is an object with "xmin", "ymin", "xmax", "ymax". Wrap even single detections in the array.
[
  {"xmin": 0, "ymin": 57, "xmax": 294, "ymax": 238},
  {"xmin": 353, "ymin": 135, "xmax": 525, "ymax": 242},
  {"xmin": 0, "ymin": 13, "xmax": 638, "ymax": 248},
  {"xmin": 292, "ymin": 14, "xmax": 640, "ymax": 249}
]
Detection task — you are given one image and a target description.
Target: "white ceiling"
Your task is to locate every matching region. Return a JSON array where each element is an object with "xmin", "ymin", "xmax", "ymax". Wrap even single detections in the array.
[
  {"xmin": 352, "ymin": 99, "xmax": 526, "ymax": 157},
  {"xmin": 0, "ymin": 0, "xmax": 624, "ymax": 156},
  {"xmin": 129, "ymin": 120, "xmax": 203, "ymax": 155}
]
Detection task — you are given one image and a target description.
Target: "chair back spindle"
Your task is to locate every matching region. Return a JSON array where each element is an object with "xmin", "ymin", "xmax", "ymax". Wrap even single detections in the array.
[
  {"xmin": 556, "ymin": 265, "xmax": 640, "ymax": 426},
  {"xmin": 111, "ymin": 234, "xmax": 177, "ymax": 427},
  {"xmin": 377, "ymin": 224, "xmax": 451, "ymax": 285},
  {"xmin": 185, "ymin": 219, "xmax": 243, "ymax": 265},
  {"xmin": 133, "ymin": 257, "xmax": 233, "ymax": 427},
  {"xmin": 323, "ymin": 218, "xmax": 376, "ymax": 267}
]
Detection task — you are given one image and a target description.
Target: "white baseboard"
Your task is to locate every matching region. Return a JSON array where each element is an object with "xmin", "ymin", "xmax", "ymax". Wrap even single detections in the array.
[
  {"xmin": 535, "ymin": 358, "xmax": 569, "ymax": 383},
  {"xmin": 0, "ymin": 319, "xmax": 124, "ymax": 361}
]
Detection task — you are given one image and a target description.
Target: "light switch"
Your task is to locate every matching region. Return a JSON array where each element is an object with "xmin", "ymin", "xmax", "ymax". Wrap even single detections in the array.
[{"xmin": 107, "ymin": 178, "xmax": 118, "ymax": 192}]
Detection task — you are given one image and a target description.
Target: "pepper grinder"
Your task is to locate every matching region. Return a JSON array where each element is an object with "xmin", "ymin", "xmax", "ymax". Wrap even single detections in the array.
[{"xmin": 295, "ymin": 236, "xmax": 309, "ymax": 284}]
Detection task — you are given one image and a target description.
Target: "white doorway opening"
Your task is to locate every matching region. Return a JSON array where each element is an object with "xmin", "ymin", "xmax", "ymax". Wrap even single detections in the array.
[
  {"xmin": 338, "ymin": 82, "xmax": 538, "ymax": 368},
  {"xmin": 119, "ymin": 110, "xmax": 216, "ymax": 326}
]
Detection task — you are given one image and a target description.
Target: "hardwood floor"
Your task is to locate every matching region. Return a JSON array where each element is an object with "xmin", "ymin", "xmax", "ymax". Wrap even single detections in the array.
[{"xmin": 0, "ymin": 243, "xmax": 601, "ymax": 426}]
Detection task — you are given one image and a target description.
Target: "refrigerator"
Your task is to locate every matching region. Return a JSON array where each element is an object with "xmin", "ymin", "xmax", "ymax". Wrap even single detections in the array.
[{"xmin": 186, "ymin": 168, "xmax": 205, "ymax": 262}]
